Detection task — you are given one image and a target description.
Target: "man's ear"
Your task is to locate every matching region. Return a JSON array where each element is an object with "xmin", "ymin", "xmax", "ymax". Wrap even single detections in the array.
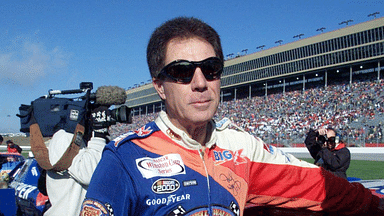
[{"xmin": 152, "ymin": 78, "xmax": 166, "ymax": 100}]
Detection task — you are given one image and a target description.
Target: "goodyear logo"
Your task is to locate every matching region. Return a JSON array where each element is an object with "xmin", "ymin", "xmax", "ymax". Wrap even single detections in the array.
[{"xmin": 152, "ymin": 178, "xmax": 180, "ymax": 194}]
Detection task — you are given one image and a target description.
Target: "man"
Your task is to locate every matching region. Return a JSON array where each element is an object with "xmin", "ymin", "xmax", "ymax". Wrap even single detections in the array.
[
  {"xmin": 44, "ymin": 106, "xmax": 110, "ymax": 216},
  {"xmin": 305, "ymin": 127, "xmax": 351, "ymax": 179},
  {"xmin": 80, "ymin": 17, "xmax": 384, "ymax": 215},
  {"xmin": 6, "ymin": 140, "xmax": 22, "ymax": 154}
]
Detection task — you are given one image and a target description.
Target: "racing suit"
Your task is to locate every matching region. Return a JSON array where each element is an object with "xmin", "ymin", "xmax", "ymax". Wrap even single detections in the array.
[
  {"xmin": 44, "ymin": 129, "xmax": 106, "ymax": 216},
  {"xmin": 80, "ymin": 111, "xmax": 381, "ymax": 215},
  {"xmin": 305, "ymin": 129, "xmax": 351, "ymax": 179}
]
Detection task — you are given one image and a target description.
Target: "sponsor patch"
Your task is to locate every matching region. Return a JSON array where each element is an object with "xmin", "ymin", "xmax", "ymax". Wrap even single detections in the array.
[
  {"xmin": 81, "ymin": 199, "xmax": 110, "ymax": 216},
  {"xmin": 105, "ymin": 203, "xmax": 114, "ymax": 216},
  {"xmin": 113, "ymin": 131, "xmax": 134, "ymax": 147},
  {"xmin": 171, "ymin": 205, "xmax": 236, "ymax": 216},
  {"xmin": 15, "ymin": 183, "xmax": 37, "ymax": 200},
  {"xmin": 213, "ymin": 149, "xmax": 247, "ymax": 165},
  {"xmin": 183, "ymin": 179, "xmax": 198, "ymax": 187},
  {"xmin": 168, "ymin": 205, "xmax": 186, "ymax": 216},
  {"xmin": 146, "ymin": 194, "xmax": 191, "ymax": 206},
  {"xmin": 166, "ymin": 129, "xmax": 181, "ymax": 140},
  {"xmin": 230, "ymin": 201, "xmax": 240, "ymax": 216},
  {"xmin": 216, "ymin": 117, "xmax": 230, "ymax": 129},
  {"xmin": 152, "ymin": 178, "xmax": 180, "ymax": 194},
  {"xmin": 263, "ymin": 142, "xmax": 271, "ymax": 153},
  {"xmin": 81, "ymin": 205, "xmax": 102, "ymax": 216},
  {"xmin": 268, "ymin": 145, "xmax": 291, "ymax": 163},
  {"xmin": 135, "ymin": 125, "xmax": 153, "ymax": 136},
  {"xmin": 69, "ymin": 109, "xmax": 80, "ymax": 121},
  {"xmin": 136, "ymin": 154, "xmax": 186, "ymax": 179}
]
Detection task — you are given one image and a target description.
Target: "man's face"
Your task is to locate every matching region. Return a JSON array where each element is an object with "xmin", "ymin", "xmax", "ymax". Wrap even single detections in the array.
[{"xmin": 153, "ymin": 37, "xmax": 221, "ymax": 131}]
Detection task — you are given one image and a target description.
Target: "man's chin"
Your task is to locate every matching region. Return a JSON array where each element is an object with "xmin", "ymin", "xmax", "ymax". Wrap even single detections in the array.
[{"xmin": 188, "ymin": 112, "xmax": 214, "ymax": 124}]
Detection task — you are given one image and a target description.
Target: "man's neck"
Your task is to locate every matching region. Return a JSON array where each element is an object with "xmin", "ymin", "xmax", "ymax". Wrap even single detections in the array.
[
  {"xmin": 169, "ymin": 118, "xmax": 210, "ymax": 145},
  {"xmin": 189, "ymin": 125, "xmax": 209, "ymax": 145}
]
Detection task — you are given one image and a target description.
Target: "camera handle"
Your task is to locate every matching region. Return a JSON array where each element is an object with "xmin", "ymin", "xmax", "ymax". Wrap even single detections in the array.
[{"xmin": 30, "ymin": 122, "xmax": 85, "ymax": 171}]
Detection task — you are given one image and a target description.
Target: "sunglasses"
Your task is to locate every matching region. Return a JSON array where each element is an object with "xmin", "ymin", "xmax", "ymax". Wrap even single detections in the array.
[
  {"xmin": 158, "ymin": 57, "xmax": 223, "ymax": 83},
  {"xmin": 326, "ymin": 136, "xmax": 336, "ymax": 144}
]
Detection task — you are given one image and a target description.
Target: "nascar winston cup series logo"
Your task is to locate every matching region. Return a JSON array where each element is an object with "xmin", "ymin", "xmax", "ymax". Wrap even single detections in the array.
[{"xmin": 136, "ymin": 154, "xmax": 186, "ymax": 179}]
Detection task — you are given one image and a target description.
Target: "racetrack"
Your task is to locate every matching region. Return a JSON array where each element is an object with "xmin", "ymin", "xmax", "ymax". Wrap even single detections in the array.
[
  {"xmin": 1, "ymin": 136, "xmax": 383, "ymax": 161},
  {"xmin": 281, "ymin": 147, "xmax": 384, "ymax": 161}
]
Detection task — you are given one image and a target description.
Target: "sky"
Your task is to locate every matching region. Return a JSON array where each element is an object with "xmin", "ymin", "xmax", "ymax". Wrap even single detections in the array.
[{"xmin": 0, "ymin": 0, "xmax": 383, "ymax": 133}]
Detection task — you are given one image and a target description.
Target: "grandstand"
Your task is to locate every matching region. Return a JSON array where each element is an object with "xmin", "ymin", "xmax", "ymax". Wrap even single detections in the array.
[{"xmin": 117, "ymin": 17, "xmax": 384, "ymax": 147}]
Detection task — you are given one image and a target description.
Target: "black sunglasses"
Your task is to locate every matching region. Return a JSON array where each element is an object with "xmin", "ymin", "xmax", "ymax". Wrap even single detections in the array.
[
  {"xmin": 326, "ymin": 136, "xmax": 336, "ymax": 144},
  {"xmin": 158, "ymin": 57, "xmax": 223, "ymax": 83}
]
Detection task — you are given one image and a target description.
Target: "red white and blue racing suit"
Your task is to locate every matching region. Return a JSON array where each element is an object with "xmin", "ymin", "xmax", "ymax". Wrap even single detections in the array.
[{"xmin": 80, "ymin": 111, "xmax": 381, "ymax": 216}]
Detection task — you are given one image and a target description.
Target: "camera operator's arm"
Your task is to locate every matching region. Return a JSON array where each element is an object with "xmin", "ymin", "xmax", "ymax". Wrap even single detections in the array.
[
  {"xmin": 48, "ymin": 130, "xmax": 106, "ymax": 185},
  {"xmin": 67, "ymin": 137, "xmax": 106, "ymax": 185},
  {"xmin": 67, "ymin": 106, "xmax": 110, "ymax": 185},
  {"xmin": 304, "ymin": 128, "xmax": 322, "ymax": 159}
]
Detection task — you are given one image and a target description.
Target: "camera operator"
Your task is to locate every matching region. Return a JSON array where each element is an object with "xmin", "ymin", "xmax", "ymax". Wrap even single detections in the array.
[
  {"xmin": 43, "ymin": 106, "xmax": 110, "ymax": 216},
  {"xmin": 305, "ymin": 127, "xmax": 351, "ymax": 179}
]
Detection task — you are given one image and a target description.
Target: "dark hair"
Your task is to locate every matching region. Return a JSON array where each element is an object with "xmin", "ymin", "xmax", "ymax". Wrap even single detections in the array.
[
  {"xmin": 0, "ymin": 135, "xmax": 3, "ymax": 142},
  {"xmin": 146, "ymin": 16, "xmax": 224, "ymax": 78}
]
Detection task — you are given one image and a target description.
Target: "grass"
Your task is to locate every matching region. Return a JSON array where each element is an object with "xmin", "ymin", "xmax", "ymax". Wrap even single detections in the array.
[
  {"xmin": 21, "ymin": 152, "xmax": 29, "ymax": 158},
  {"xmin": 300, "ymin": 158, "xmax": 384, "ymax": 180}
]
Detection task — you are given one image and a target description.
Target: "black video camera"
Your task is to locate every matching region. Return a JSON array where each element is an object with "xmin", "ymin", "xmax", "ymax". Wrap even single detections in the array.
[
  {"xmin": 316, "ymin": 133, "xmax": 327, "ymax": 146},
  {"xmin": 17, "ymin": 82, "xmax": 132, "ymax": 138},
  {"xmin": 316, "ymin": 133, "xmax": 337, "ymax": 147}
]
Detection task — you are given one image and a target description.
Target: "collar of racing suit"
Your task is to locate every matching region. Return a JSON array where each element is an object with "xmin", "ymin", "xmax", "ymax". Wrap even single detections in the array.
[
  {"xmin": 333, "ymin": 143, "xmax": 346, "ymax": 151},
  {"xmin": 155, "ymin": 111, "xmax": 217, "ymax": 150}
]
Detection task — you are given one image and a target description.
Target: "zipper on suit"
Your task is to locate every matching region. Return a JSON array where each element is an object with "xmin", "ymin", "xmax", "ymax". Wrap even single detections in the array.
[{"xmin": 199, "ymin": 146, "xmax": 212, "ymax": 215}]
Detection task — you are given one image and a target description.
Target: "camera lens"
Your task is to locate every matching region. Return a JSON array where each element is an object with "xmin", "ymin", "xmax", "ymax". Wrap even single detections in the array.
[
  {"xmin": 318, "ymin": 135, "xmax": 326, "ymax": 144},
  {"xmin": 110, "ymin": 105, "xmax": 132, "ymax": 125}
]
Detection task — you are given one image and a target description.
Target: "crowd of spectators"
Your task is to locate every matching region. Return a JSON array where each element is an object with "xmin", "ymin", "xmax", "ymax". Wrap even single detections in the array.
[{"xmin": 110, "ymin": 79, "xmax": 384, "ymax": 147}]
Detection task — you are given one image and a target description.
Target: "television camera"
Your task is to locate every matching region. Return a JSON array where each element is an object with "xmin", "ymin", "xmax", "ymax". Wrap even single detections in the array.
[{"xmin": 17, "ymin": 82, "xmax": 132, "ymax": 139}]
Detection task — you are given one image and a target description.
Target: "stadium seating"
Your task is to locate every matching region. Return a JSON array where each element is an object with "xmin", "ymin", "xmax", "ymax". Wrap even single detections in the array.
[{"xmin": 110, "ymin": 79, "xmax": 384, "ymax": 147}]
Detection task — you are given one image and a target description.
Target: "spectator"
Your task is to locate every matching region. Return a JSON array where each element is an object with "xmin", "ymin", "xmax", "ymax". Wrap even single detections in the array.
[{"xmin": 6, "ymin": 140, "xmax": 22, "ymax": 154}]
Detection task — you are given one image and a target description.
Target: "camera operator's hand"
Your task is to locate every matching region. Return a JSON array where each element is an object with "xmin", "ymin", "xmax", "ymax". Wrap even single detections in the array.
[
  {"xmin": 91, "ymin": 106, "xmax": 110, "ymax": 140},
  {"xmin": 317, "ymin": 128, "xmax": 327, "ymax": 136},
  {"xmin": 317, "ymin": 128, "xmax": 328, "ymax": 148}
]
